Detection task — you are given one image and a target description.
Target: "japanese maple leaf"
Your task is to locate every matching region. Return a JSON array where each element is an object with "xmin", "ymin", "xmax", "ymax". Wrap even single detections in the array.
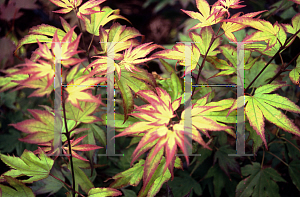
[
  {"xmin": 113, "ymin": 87, "xmax": 226, "ymax": 184},
  {"xmin": 116, "ymin": 42, "xmax": 164, "ymax": 78},
  {"xmin": 37, "ymin": 26, "xmax": 85, "ymax": 68},
  {"xmin": 50, "ymin": 0, "xmax": 82, "ymax": 14},
  {"xmin": 181, "ymin": 0, "xmax": 226, "ymax": 30},
  {"xmin": 9, "ymin": 109, "xmax": 55, "ymax": 145},
  {"xmin": 152, "ymin": 43, "xmax": 201, "ymax": 73},
  {"xmin": 77, "ymin": 0, "xmax": 106, "ymax": 20},
  {"xmin": 65, "ymin": 74, "xmax": 106, "ymax": 110},
  {"xmin": 10, "ymin": 58, "xmax": 54, "ymax": 91},
  {"xmin": 62, "ymin": 135, "xmax": 102, "ymax": 161},
  {"xmin": 223, "ymin": 17, "xmax": 284, "ymax": 50},
  {"xmin": 227, "ymin": 84, "xmax": 300, "ymax": 148},
  {"xmin": 50, "ymin": 0, "xmax": 106, "ymax": 18},
  {"xmin": 221, "ymin": 11, "xmax": 266, "ymax": 42}
]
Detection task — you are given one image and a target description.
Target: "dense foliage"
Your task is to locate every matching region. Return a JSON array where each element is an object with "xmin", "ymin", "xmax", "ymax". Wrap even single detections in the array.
[{"xmin": 0, "ymin": 0, "xmax": 300, "ymax": 196}]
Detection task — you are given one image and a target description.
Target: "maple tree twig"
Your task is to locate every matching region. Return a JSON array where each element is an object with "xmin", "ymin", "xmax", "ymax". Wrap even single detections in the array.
[
  {"xmin": 246, "ymin": 28, "xmax": 300, "ymax": 91},
  {"xmin": 267, "ymin": 50, "xmax": 300, "ymax": 84},
  {"xmin": 266, "ymin": 151, "xmax": 289, "ymax": 167},
  {"xmin": 192, "ymin": 25, "xmax": 222, "ymax": 98},
  {"xmin": 49, "ymin": 173, "xmax": 85, "ymax": 197},
  {"xmin": 61, "ymin": 90, "xmax": 76, "ymax": 197},
  {"xmin": 280, "ymin": 137, "xmax": 300, "ymax": 153}
]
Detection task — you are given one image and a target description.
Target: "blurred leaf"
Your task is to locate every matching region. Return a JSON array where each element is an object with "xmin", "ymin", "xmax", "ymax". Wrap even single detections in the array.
[
  {"xmin": 288, "ymin": 160, "xmax": 300, "ymax": 191},
  {"xmin": 236, "ymin": 162, "xmax": 286, "ymax": 197}
]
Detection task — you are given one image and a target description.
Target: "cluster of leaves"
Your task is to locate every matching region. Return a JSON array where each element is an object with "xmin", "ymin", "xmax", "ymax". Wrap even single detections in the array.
[{"xmin": 0, "ymin": 0, "xmax": 300, "ymax": 196}]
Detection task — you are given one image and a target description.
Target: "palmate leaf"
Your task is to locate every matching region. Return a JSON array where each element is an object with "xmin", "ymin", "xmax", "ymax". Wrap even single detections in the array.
[
  {"xmin": 189, "ymin": 26, "xmax": 222, "ymax": 56},
  {"xmin": 152, "ymin": 42, "xmax": 200, "ymax": 71},
  {"xmin": 115, "ymin": 68, "xmax": 157, "ymax": 122},
  {"xmin": 223, "ymin": 18, "xmax": 286, "ymax": 50},
  {"xmin": 282, "ymin": 13, "xmax": 300, "ymax": 39},
  {"xmin": 77, "ymin": 0, "xmax": 106, "ymax": 20},
  {"xmin": 204, "ymin": 165, "xmax": 236, "ymax": 197},
  {"xmin": 97, "ymin": 22, "xmax": 142, "ymax": 60},
  {"xmin": 84, "ymin": 6, "xmax": 130, "ymax": 36},
  {"xmin": 9, "ymin": 109, "xmax": 54, "ymax": 144},
  {"xmin": 62, "ymin": 135, "xmax": 102, "ymax": 161},
  {"xmin": 221, "ymin": 11, "xmax": 266, "ymax": 42},
  {"xmin": 0, "ymin": 68, "xmax": 28, "ymax": 92},
  {"xmin": 180, "ymin": 0, "xmax": 225, "ymax": 31},
  {"xmin": 229, "ymin": 84, "xmax": 300, "ymax": 149},
  {"xmin": 0, "ymin": 148, "xmax": 54, "ymax": 183},
  {"xmin": 31, "ymin": 167, "xmax": 65, "ymax": 196},
  {"xmin": 65, "ymin": 74, "xmax": 106, "ymax": 110},
  {"xmin": 0, "ymin": 176, "xmax": 35, "ymax": 197},
  {"xmin": 213, "ymin": 145, "xmax": 241, "ymax": 177},
  {"xmin": 15, "ymin": 17, "xmax": 77, "ymax": 55},
  {"xmin": 65, "ymin": 95, "xmax": 103, "ymax": 124},
  {"xmin": 117, "ymin": 42, "xmax": 164, "ymax": 78},
  {"xmin": 236, "ymin": 162, "xmax": 286, "ymax": 197},
  {"xmin": 157, "ymin": 59, "xmax": 183, "ymax": 102}
]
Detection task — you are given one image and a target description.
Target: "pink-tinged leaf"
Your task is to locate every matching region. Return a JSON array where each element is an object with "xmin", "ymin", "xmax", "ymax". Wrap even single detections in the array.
[
  {"xmin": 88, "ymin": 187, "xmax": 122, "ymax": 197},
  {"xmin": 114, "ymin": 122, "xmax": 154, "ymax": 138},
  {"xmin": 71, "ymin": 144, "xmax": 102, "ymax": 151},
  {"xmin": 77, "ymin": 0, "xmax": 106, "ymax": 20},
  {"xmin": 9, "ymin": 109, "xmax": 54, "ymax": 144},
  {"xmin": 65, "ymin": 75, "xmax": 106, "ymax": 110}
]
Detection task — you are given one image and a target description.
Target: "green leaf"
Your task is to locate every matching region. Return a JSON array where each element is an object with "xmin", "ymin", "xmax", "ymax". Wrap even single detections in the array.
[
  {"xmin": 282, "ymin": 13, "xmax": 300, "ymax": 39},
  {"xmin": 167, "ymin": 171, "xmax": 202, "ymax": 197},
  {"xmin": 204, "ymin": 165, "xmax": 230, "ymax": 197},
  {"xmin": 158, "ymin": 58, "xmax": 183, "ymax": 102},
  {"xmin": 109, "ymin": 159, "xmax": 145, "ymax": 189},
  {"xmin": 246, "ymin": 122, "xmax": 263, "ymax": 154},
  {"xmin": 0, "ymin": 68, "xmax": 29, "ymax": 92},
  {"xmin": 236, "ymin": 162, "xmax": 286, "ymax": 197},
  {"xmin": 115, "ymin": 68, "xmax": 157, "ymax": 122},
  {"xmin": 288, "ymin": 160, "xmax": 300, "ymax": 191},
  {"xmin": 0, "ymin": 176, "xmax": 35, "ymax": 197},
  {"xmin": 190, "ymin": 26, "xmax": 222, "ymax": 56},
  {"xmin": 244, "ymin": 84, "xmax": 300, "ymax": 148},
  {"xmin": 31, "ymin": 167, "xmax": 64, "ymax": 196},
  {"xmin": 121, "ymin": 189, "xmax": 137, "ymax": 197},
  {"xmin": 0, "ymin": 148, "xmax": 54, "ymax": 183},
  {"xmin": 101, "ymin": 113, "xmax": 140, "ymax": 129},
  {"xmin": 88, "ymin": 187, "xmax": 122, "ymax": 197},
  {"xmin": 66, "ymin": 164, "xmax": 94, "ymax": 194},
  {"xmin": 244, "ymin": 60, "xmax": 280, "ymax": 88},
  {"xmin": 65, "ymin": 96, "xmax": 102, "ymax": 124},
  {"xmin": 214, "ymin": 145, "xmax": 241, "ymax": 177},
  {"xmin": 289, "ymin": 56, "xmax": 300, "ymax": 85},
  {"xmin": 84, "ymin": 6, "xmax": 130, "ymax": 36}
]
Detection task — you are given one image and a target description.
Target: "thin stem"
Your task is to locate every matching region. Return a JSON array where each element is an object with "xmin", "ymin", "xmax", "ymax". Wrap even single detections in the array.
[
  {"xmin": 280, "ymin": 137, "xmax": 300, "ymax": 153},
  {"xmin": 267, "ymin": 50, "xmax": 300, "ymax": 84},
  {"xmin": 192, "ymin": 26, "xmax": 222, "ymax": 98},
  {"xmin": 266, "ymin": 151, "xmax": 289, "ymax": 167},
  {"xmin": 261, "ymin": 148, "xmax": 265, "ymax": 168},
  {"xmin": 49, "ymin": 173, "xmax": 85, "ymax": 197},
  {"xmin": 245, "ymin": 28, "xmax": 300, "ymax": 91},
  {"xmin": 61, "ymin": 90, "xmax": 76, "ymax": 197}
]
